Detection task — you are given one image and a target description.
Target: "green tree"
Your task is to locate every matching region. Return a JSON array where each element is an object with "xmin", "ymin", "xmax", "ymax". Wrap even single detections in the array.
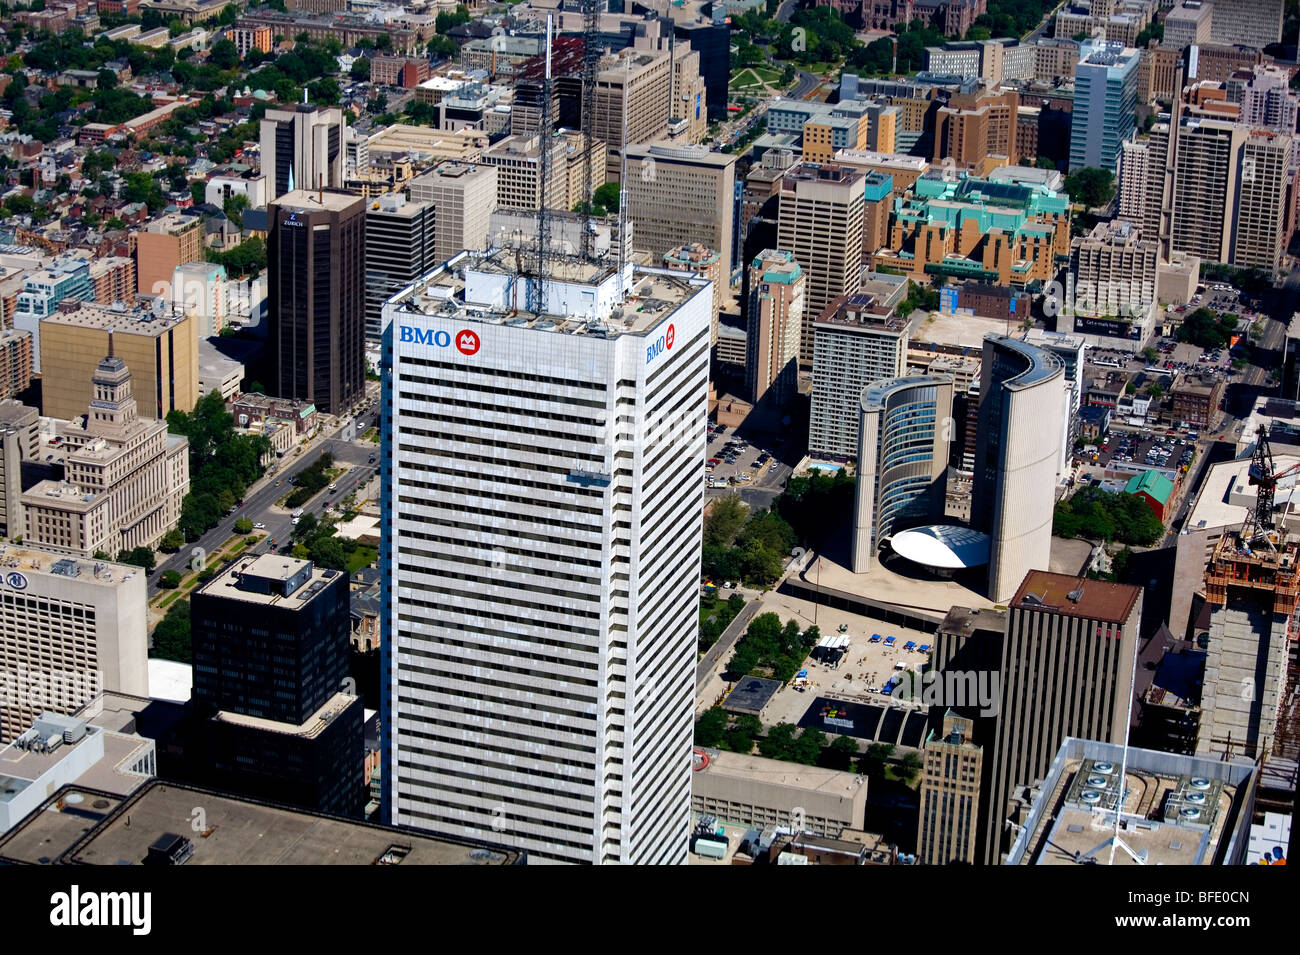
[
  {"xmin": 1064, "ymin": 166, "xmax": 1116, "ymax": 208},
  {"xmin": 208, "ymin": 38, "xmax": 239, "ymax": 70},
  {"xmin": 704, "ymin": 493, "xmax": 747, "ymax": 546},
  {"xmin": 859, "ymin": 742, "xmax": 894, "ymax": 776},
  {"xmin": 234, "ymin": 517, "xmax": 253, "ymax": 534},
  {"xmin": 792, "ymin": 726, "xmax": 826, "ymax": 765},
  {"xmin": 151, "ymin": 600, "xmax": 191, "ymax": 662},
  {"xmin": 158, "ymin": 529, "xmax": 185, "ymax": 553},
  {"xmin": 116, "ymin": 546, "xmax": 155, "ymax": 572},
  {"xmin": 821, "ymin": 734, "xmax": 860, "ymax": 770},
  {"xmin": 694, "ymin": 707, "xmax": 727, "ymax": 747},
  {"xmin": 759, "ymin": 722, "xmax": 798, "ymax": 760},
  {"xmin": 159, "ymin": 569, "xmax": 182, "ymax": 589},
  {"xmin": 899, "ymin": 750, "xmax": 923, "ymax": 782},
  {"xmin": 350, "ymin": 57, "xmax": 371, "ymax": 81}
]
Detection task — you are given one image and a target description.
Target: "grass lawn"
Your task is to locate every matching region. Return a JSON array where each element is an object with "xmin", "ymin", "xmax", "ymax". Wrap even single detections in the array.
[
  {"xmin": 699, "ymin": 594, "xmax": 740, "ymax": 627},
  {"xmin": 364, "ymin": 428, "xmax": 379, "ymax": 443},
  {"xmin": 729, "ymin": 68, "xmax": 770, "ymax": 92},
  {"xmin": 346, "ymin": 545, "xmax": 379, "ymax": 575}
]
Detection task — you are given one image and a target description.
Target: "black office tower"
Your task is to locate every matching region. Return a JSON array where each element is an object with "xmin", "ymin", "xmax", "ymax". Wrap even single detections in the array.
[
  {"xmin": 269, "ymin": 189, "xmax": 366, "ymax": 415},
  {"xmin": 189, "ymin": 554, "xmax": 364, "ymax": 817},
  {"xmin": 673, "ymin": 20, "xmax": 730, "ymax": 123}
]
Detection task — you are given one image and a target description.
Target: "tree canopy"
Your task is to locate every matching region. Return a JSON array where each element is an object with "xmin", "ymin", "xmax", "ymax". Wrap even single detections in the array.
[
  {"xmin": 1053, "ymin": 487, "xmax": 1164, "ymax": 545},
  {"xmin": 167, "ymin": 391, "xmax": 271, "ymax": 540}
]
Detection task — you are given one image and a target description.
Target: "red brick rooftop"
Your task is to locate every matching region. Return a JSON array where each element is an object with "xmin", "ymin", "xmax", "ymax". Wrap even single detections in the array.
[{"xmin": 1012, "ymin": 570, "xmax": 1141, "ymax": 625}]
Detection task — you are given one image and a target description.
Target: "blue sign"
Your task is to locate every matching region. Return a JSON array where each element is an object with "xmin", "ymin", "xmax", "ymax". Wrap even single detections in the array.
[
  {"xmin": 1009, "ymin": 296, "xmax": 1016, "ymax": 314},
  {"xmin": 647, "ymin": 323, "xmax": 676, "ymax": 364},
  {"xmin": 399, "ymin": 327, "xmax": 452, "ymax": 347},
  {"xmin": 6, "ymin": 571, "xmax": 27, "ymax": 590}
]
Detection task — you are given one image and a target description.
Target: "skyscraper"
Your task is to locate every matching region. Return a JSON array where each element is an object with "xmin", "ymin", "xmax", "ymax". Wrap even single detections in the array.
[
  {"xmin": 1069, "ymin": 42, "xmax": 1139, "ymax": 173},
  {"xmin": 408, "ymin": 161, "xmax": 499, "ymax": 266},
  {"xmin": 382, "ymin": 250, "xmax": 711, "ymax": 864},
  {"xmin": 809, "ymin": 293, "xmax": 908, "ymax": 460},
  {"xmin": 918, "ymin": 710, "xmax": 983, "ymax": 866},
  {"xmin": 1209, "ymin": 0, "xmax": 1285, "ymax": 50},
  {"xmin": 268, "ymin": 189, "xmax": 366, "ymax": 415},
  {"xmin": 259, "ymin": 104, "xmax": 347, "ymax": 202},
  {"xmin": 622, "ymin": 143, "xmax": 738, "ymax": 275},
  {"xmin": 850, "ymin": 375, "xmax": 953, "ymax": 572},
  {"xmin": 777, "ymin": 162, "xmax": 866, "ymax": 365},
  {"xmin": 745, "ymin": 249, "xmax": 804, "ymax": 410},
  {"xmin": 1170, "ymin": 117, "xmax": 1246, "ymax": 263},
  {"xmin": 980, "ymin": 572, "xmax": 1142, "ymax": 864},
  {"xmin": 972, "ymin": 334, "xmax": 1063, "ymax": 603},
  {"xmin": 364, "ymin": 192, "xmax": 438, "ymax": 342},
  {"xmin": 191, "ymin": 555, "xmax": 363, "ymax": 816}
]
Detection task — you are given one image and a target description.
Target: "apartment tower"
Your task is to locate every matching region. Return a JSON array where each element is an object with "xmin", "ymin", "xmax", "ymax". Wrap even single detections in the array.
[
  {"xmin": 777, "ymin": 162, "xmax": 867, "ymax": 365},
  {"xmin": 809, "ymin": 294, "xmax": 908, "ymax": 460},
  {"xmin": 745, "ymin": 249, "xmax": 805, "ymax": 410}
]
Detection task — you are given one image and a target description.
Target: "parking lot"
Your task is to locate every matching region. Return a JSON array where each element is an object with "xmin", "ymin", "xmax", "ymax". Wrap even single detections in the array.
[
  {"xmin": 704, "ymin": 425, "xmax": 782, "ymax": 492},
  {"xmin": 1085, "ymin": 430, "xmax": 1196, "ymax": 475}
]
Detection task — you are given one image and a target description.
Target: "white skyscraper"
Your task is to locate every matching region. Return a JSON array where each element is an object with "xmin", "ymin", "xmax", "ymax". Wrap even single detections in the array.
[{"xmin": 380, "ymin": 249, "xmax": 711, "ymax": 864}]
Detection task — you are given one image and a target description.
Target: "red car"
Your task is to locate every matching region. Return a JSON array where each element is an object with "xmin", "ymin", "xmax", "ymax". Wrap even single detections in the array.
[{"xmin": 708, "ymin": 457, "xmax": 721, "ymax": 467}]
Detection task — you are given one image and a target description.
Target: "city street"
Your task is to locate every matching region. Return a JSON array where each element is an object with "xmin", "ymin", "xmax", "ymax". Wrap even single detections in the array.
[{"xmin": 147, "ymin": 389, "xmax": 381, "ymax": 597}]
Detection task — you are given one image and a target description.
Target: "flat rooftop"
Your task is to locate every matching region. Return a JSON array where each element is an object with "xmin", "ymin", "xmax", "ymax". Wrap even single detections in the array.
[
  {"xmin": 1012, "ymin": 570, "xmax": 1141, "ymax": 625},
  {"xmin": 212, "ymin": 692, "xmax": 355, "ymax": 739},
  {"xmin": 696, "ymin": 749, "xmax": 867, "ymax": 799},
  {"xmin": 1010, "ymin": 740, "xmax": 1255, "ymax": 865},
  {"xmin": 39, "ymin": 301, "xmax": 189, "ymax": 337},
  {"xmin": 272, "ymin": 188, "xmax": 363, "ymax": 214},
  {"xmin": 392, "ymin": 250, "xmax": 705, "ymax": 338},
  {"xmin": 198, "ymin": 554, "xmax": 342, "ymax": 610},
  {"xmin": 1187, "ymin": 453, "xmax": 1300, "ymax": 533},
  {"xmin": 3, "ymin": 781, "xmax": 522, "ymax": 865},
  {"xmin": 0, "ymin": 543, "xmax": 140, "ymax": 587}
]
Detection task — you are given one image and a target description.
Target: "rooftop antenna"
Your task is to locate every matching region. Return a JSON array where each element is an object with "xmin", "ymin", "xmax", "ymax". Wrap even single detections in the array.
[
  {"xmin": 580, "ymin": 0, "xmax": 600, "ymax": 261},
  {"xmin": 1104, "ymin": 628, "xmax": 1143, "ymax": 866},
  {"xmin": 526, "ymin": 12, "xmax": 554, "ymax": 316},
  {"xmin": 617, "ymin": 56, "xmax": 630, "ymax": 282}
]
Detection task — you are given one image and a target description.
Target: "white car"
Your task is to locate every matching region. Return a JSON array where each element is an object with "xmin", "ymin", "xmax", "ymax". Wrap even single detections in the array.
[{"xmin": 253, "ymin": 522, "xmax": 266, "ymax": 529}]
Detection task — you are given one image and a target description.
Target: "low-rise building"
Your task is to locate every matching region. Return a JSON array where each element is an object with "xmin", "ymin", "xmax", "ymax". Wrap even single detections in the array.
[
  {"xmin": 0, "ymin": 547, "xmax": 148, "ymax": 743},
  {"xmin": 691, "ymin": 748, "xmax": 867, "ymax": 838}
]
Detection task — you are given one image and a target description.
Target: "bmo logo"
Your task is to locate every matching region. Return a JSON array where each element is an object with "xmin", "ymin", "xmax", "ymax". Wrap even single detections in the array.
[
  {"xmin": 455, "ymin": 329, "xmax": 480, "ymax": 355},
  {"xmin": 399, "ymin": 326, "xmax": 480, "ymax": 356},
  {"xmin": 646, "ymin": 323, "xmax": 676, "ymax": 364}
]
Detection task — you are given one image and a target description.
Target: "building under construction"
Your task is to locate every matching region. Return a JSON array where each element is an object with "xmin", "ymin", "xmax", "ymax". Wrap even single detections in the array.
[{"xmin": 1198, "ymin": 427, "xmax": 1300, "ymax": 761}]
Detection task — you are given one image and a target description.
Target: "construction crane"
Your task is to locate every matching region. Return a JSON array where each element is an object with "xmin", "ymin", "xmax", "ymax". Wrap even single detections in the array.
[
  {"xmin": 579, "ymin": 0, "xmax": 600, "ymax": 261},
  {"xmin": 1246, "ymin": 424, "xmax": 1300, "ymax": 538}
]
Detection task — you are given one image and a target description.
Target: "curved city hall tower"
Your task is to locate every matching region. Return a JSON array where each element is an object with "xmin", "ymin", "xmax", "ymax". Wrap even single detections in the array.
[
  {"xmin": 972, "ymin": 335, "xmax": 1063, "ymax": 602},
  {"xmin": 851, "ymin": 375, "xmax": 954, "ymax": 572}
]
